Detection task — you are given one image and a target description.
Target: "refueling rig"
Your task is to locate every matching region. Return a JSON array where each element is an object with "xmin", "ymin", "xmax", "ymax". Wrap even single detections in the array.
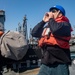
[{"xmin": 0, "ymin": 10, "xmax": 42, "ymax": 74}]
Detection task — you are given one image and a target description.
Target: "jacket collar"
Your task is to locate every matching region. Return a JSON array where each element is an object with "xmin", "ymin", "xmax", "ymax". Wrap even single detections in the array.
[{"xmin": 55, "ymin": 16, "xmax": 69, "ymax": 23}]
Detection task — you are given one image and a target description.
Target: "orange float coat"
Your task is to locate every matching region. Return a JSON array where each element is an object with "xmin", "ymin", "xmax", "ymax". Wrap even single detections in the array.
[{"xmin": 38, "ymin": 16, "xmax": 72, "ymax": 49}]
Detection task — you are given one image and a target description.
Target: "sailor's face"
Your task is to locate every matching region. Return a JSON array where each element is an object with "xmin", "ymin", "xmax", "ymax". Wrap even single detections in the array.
[{"xmin": 50, "ymin": 9, "xmax": 60, "ymax": 19}]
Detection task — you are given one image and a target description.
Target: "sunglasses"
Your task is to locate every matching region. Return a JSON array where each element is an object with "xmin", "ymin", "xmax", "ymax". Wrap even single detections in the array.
[{"xmin": 50, "ymin": 9, "xmax": 58, "ymax": 13}]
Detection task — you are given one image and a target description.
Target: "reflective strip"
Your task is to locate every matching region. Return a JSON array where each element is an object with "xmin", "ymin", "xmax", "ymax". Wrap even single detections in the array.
[{"xmin": 42, "ymin": 28, "xmax": 50, "ymax": 36}]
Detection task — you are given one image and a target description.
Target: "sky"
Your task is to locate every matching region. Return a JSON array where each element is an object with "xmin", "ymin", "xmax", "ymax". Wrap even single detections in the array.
[{"xmin": 0, "ymin": 0, "xmax": 75, "ymax": 38}]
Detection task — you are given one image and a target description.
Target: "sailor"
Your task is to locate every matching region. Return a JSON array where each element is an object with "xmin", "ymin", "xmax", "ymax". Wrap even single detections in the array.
[{"xmin": 31, "ymin": 5, "xmax": 72, "ymax": 75}]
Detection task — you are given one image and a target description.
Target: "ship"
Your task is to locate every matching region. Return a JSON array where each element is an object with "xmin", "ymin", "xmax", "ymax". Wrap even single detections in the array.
[{"xmin": 0, "ymin": 10, "xmax": 75, "ymax": 75}]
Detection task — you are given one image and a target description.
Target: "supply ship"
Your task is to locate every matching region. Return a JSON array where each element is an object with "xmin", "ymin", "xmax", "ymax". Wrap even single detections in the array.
[{"xmin": 0, "ymin": 10, "xmax": 75, "ymax": 75}]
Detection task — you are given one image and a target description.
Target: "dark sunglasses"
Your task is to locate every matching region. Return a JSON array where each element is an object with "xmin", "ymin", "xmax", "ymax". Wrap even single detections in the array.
[
  {"xmin": 50, "ymin": 9, "xmax": 58, "ymax": 13},
  {"xmin": 50, "ymin": 10, "xmax": 58, "ymax": 13}
]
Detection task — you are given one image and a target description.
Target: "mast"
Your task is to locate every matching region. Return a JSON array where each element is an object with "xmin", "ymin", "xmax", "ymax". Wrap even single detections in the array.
[
  {"xmin": 18, "ymin": 15, "xmax": 28, "ymax": 40},
  {"xmin": 0, "ymin": 10, "xmax": 5, "ymax": 32}
]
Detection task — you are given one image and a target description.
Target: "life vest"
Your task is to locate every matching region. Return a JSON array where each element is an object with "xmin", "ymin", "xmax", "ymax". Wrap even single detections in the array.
[
  {"xmin": 0, "ymin": 31, "xmax": 4, "ymax": 36},
  {"xmin": 38, "ymin": 16, "xmax": 72, "ymax": 49}
]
